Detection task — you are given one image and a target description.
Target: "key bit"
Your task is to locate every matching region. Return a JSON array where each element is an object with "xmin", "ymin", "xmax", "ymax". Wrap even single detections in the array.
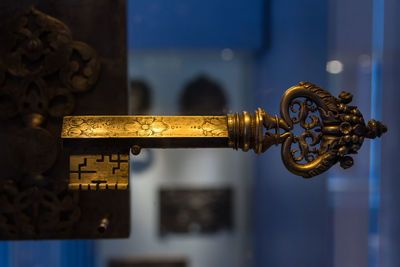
[{"xmin": 62, "ymin": 82, "xmax": 387, "ymax": 190}]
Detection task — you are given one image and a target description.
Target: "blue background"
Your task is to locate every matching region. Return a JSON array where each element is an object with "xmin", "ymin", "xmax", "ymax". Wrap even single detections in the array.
[{"xmin": 1, "ymin": 0, "xmax": 399, "ymax": 266}]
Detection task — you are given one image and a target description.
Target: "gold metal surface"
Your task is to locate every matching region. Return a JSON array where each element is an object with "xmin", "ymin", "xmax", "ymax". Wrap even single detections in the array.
[
  {"xmin": 62, "ymin": 116, "xmax": 228, "ymax": 138},
  {"xmin": 69, "ymin": 154, "xmax": 129, "ymax": 190},
  {"xmin": 227, "ymin": 82, "xmax": 387, "ymax": 178},
  {"xmin": 63, "ymin": 81, "xmax": 388, "ymax": 190}
]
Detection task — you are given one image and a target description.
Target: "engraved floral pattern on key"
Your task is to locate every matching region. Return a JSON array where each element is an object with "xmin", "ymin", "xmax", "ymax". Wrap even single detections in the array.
[
  {"xmin": 124, "ymin": 117, "xmax": 169, "ymax": 136},
  {"xmin": 201, "ymin": 117, "xmax": 227, "ymax": 136},
  {"xmin": 62, "ymin": 116, "xmax": 229, "ymax": 138},
  {"xmin": 67, "ymin": 124, "xmax": 94, "ymax": 137},
  {"xmin": 62, "ymin": 118, "xmax": 97, "ymax": 137}
]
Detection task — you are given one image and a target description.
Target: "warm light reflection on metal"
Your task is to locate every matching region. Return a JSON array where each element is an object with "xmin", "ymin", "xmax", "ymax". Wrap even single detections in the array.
[
  {"xmin": 62, "ymin": 116, "xmax": 228, "ymax": 138},
  {"xmin": 63, "ymin": 82, "xmax": 387, "ymax": 190}
]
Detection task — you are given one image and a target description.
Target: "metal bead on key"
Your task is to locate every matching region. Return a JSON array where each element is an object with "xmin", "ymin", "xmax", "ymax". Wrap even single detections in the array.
[{"xmin": 62, "ymin": 82, "xmax": 387, "ymax": 190}]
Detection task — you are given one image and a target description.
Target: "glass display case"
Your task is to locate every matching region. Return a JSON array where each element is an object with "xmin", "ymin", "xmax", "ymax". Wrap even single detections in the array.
[{"xmin": 0, "ymin": 0, "xmax": 399, "ymax": 267}]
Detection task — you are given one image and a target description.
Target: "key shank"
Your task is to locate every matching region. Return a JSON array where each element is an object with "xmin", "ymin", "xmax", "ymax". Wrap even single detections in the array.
[{"xmin": 62, "ymin": 82, "xmax": 387, "ymax": 190}]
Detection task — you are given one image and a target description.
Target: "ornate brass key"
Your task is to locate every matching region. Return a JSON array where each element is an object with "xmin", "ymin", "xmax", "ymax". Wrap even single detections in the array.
[{"xmin": 62, "ymin": 82, "xmax": 387, "ymax": 190}]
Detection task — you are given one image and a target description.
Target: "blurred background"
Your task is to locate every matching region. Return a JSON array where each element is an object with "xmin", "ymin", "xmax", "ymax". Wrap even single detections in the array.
[{"xmin": 1, "ymin": 0, "xmax": 399, "ymax": 266}]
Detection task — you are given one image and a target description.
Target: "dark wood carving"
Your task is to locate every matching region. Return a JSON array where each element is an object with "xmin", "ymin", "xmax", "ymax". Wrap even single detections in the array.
[
  {"xmin": 0, "ymin": 7, "xmax": 100, "ymax": 120},
  {"xmin": 0, "ymin": 1, "xmax": 128, "ymax": 239},
  {"xmin": 159, "ymin": 188, "xmax": 233, "ymax": 235}
]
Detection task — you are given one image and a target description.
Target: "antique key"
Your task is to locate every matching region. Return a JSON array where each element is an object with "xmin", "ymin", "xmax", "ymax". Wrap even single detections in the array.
[{"xmin": 62, "ymin": 82, "xmax": 387, "ymax": 190}]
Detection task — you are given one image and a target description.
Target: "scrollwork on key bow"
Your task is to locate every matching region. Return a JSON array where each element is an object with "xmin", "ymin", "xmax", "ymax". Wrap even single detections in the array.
[{"xmin": 228, "ymin": 82, "xmax": 387, "ymax": 178}]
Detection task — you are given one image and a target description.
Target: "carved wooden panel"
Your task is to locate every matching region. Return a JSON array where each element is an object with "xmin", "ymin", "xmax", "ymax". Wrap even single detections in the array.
[
  {"xmin": 159, "ymin": 188, "xmax": 233, "ymax": 235},
  {"xmin": 0, "ymin": 0, "xmax": 128, "ymax": 239}
]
